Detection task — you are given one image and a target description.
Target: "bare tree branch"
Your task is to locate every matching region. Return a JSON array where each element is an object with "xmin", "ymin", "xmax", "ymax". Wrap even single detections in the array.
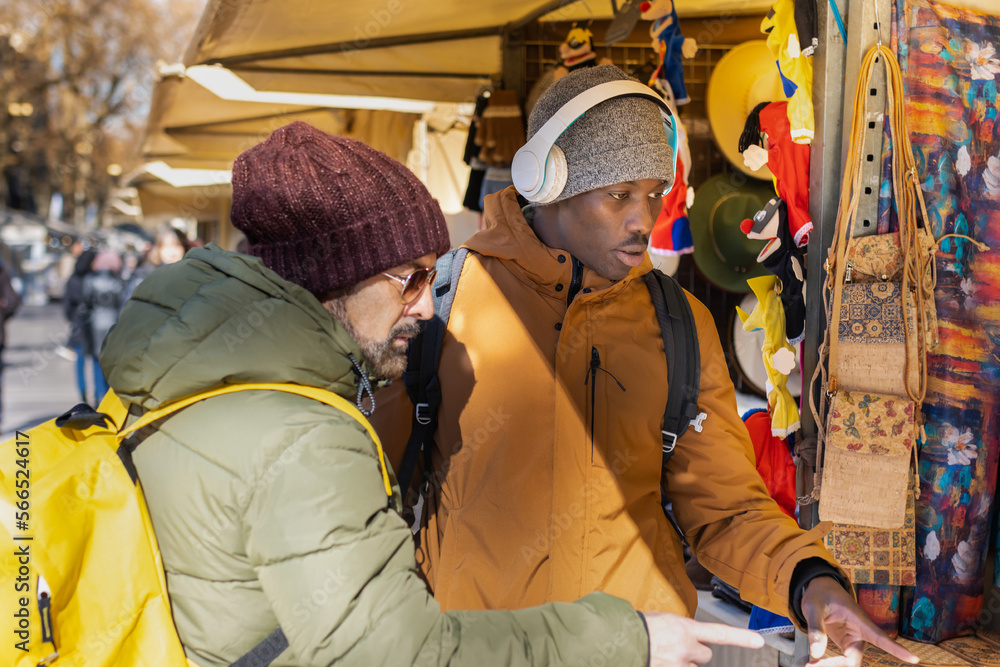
[{"xmin": 1, "ymin": 0, "xmax": 204, "ymax": 220}]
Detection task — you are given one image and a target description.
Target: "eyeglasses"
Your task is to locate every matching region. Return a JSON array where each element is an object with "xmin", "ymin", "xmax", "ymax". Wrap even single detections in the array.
[{"xmin": 382, "ymin": 267, "xmax": 437, "ymax": 304}]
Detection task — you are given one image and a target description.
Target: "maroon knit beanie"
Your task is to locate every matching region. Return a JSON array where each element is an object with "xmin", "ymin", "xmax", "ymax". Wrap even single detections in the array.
[{"xmin": 231, "ymin": 121, "xmax": 451, "ymax": 296}]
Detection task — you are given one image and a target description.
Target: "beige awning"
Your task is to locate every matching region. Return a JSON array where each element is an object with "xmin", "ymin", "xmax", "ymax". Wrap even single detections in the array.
[
  {"xmin": 542, "ymin": 0, "xmax": 774, "ymax": 21},
  {"xmin": 182, "ymin": 0, "xmax": 774, "ymax": 104},
  {"xmin": 142, "ymin": 73, "xmax": 317, "ymax": 169},
  {"xmin": 136, "ymin": 0, "xmax": 775, "ymax": 221},
  {"xmin": 134, "ymin": 72, "xmax": 417, "ymax": 224},
  {"xmin": 147, "ymin": 0, "xmax": 778, "ymax": 167},
  {"xmin": 141, "ymin": 71, "xmax": 419, "ymax": 170}
]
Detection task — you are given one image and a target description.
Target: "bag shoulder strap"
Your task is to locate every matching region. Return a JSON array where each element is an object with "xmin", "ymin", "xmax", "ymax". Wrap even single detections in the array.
[
  {"xmin": 118, "ymin": 383, "xmax": 393, "ymax": 499},
  {"xmin": 115, "ymin": 383, "xmax": 371, "ymax": 667},
  {"xmin": 642, "ymin": 269, "xmax": 701, "ymax": 468},
  {"xmin": 398, "ymin": 247, "xmax": 471, "ymax": 498}
]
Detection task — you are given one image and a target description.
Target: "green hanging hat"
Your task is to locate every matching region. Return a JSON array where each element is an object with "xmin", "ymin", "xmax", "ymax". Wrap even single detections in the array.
[{"xmin": 689, "ymin": 174, "xmax": 773, "ymax": 293}]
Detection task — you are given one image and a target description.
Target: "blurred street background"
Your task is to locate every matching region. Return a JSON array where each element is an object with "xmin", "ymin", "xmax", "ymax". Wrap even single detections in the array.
[
  {"xmin": 0, "ymin": 1, "xmax": 207, "ymax": 438},
  {"xmin": 1, "ymin": 303, "xmax": 78, "ymax": 440}
]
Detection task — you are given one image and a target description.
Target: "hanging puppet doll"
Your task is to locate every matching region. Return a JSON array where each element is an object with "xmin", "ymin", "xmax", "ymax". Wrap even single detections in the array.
[
  {"xmin": 736, "ymin": 100, "xmax": 811, "ymax": 356},
  {"xmin": 740, "ymin": 196, "xmax": 806, "ymax": 345},
  {"xmin": 640, "ymin": 0, "xmax": 698, "ymax": 105},
  {"xmin": 737, "ymin": 275, "xmax": 800, "ymax": 438},
  {"xmin": 552, "ymin": 25, "xmax": 612, "ymax": 82},
  {"xmin": 761, "ymin": 0, "xmax": 815, "ymax": 143},
  {"xmin": 650, "ymin": 95, "xmax": 695, "ymax": 257},
  {"xmin": 739, "ymin": 100, "xmax": 812, "ymax": 247}
]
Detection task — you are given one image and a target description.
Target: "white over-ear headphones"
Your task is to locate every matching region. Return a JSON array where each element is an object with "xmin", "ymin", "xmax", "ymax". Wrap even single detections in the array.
[{"xmin": 511, "ymin": 80, "xmax": 679, "ymax": 204}]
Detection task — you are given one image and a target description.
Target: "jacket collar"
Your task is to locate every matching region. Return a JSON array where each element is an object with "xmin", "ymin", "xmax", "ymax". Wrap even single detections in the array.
[
  {"xmin": 465, "ymin": 187, "xmax": 653, "ymax": 303},
  {"xmin": 101, "ymin": 245, "xmax": 388, "ymax": 411}
]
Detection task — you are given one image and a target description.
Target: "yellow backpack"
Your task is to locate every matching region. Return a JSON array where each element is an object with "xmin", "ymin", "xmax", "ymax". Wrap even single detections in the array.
[{"xmin": 0, "ymin": 383, "xmax": 392, "ymax": 667}]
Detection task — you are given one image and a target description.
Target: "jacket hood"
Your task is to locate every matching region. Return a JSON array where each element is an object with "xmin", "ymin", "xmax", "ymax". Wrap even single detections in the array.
[
  {"xmin": 466, "ymin": 187, "xmax": 653, "ymax": 299},
  {"xmin": 101, "ymin": 245, "xmax": 378, "ymax": 410}
]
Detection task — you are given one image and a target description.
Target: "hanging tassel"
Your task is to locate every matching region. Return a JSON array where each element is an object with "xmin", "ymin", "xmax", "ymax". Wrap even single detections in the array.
[
  {"xmin": 793, "ymin": 434, "xmax": 820, "ymax": 505},
  {"xmin": 810, "ymin": 471, "xmax": 822, "ymax": 502}
]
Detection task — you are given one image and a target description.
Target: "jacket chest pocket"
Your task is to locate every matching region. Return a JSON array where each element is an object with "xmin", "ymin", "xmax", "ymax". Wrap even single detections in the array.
[
  {"xmin": 585, "ymin": 342, "xmax": 666, "ymax": 486},
  {"xmin": 587, "ymin": 345, "xmax": 629, "ymax": 471}
]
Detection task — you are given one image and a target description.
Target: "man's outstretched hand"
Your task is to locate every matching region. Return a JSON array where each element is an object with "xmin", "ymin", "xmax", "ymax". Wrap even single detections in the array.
[
  {"xmin": 643, "ymin": 611, "xmax": 765, "ymax": 667},
  {"xmin": 800, "ymin": 576, "xmax": 920, "ymax": 666}
]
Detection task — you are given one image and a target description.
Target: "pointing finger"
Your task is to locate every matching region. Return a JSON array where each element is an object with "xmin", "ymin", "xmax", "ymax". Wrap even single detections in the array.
[
  {"xmin": 690, "ymin": 622, "xmax": 765, "ymax": 649},
  {"xmin": 869, "ymin": 633, "xmax": 920, "ymax": 664}
]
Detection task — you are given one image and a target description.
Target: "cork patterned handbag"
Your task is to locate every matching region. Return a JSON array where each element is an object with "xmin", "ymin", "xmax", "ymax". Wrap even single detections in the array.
[
  {"xmin": 809, "ymin": 45, "xmax": 929, "ymax": 536},
  {"xmin": 818, "ymin": 390, "xmax": 917, "ymax": 528},
  {"xmin": 832, "ymin": 281, "xmax": 919, "ymax": 397}
]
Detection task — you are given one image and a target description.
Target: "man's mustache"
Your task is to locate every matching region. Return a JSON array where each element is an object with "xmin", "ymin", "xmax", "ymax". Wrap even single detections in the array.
[{"xmin": 388, "ymin": 322, "xmax": 424, "ymax": 342}]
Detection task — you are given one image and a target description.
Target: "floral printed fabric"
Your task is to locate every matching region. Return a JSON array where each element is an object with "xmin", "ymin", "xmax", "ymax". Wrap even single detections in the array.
[
  {"xmin": 890, "ymin": 0, "xmax": 1000, "ymax": 643},
  {"xmin": 827, "ymin": 392, "xmax": 916, "ymax": 454},
  {"xmin": 846, "ymin": 234, "xmax": 906, "ymax": 283}
]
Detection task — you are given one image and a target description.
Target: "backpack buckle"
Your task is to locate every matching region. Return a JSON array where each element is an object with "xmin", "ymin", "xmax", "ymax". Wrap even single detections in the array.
[
  {"xmin": 415, "ymin": 402, "xmax": 432, "ymax": 425},
  {"xmin": 692, "ymin": 412, "xmax": 708, "ymax": 433},
  {"xmin": 661, "ymin": 430, "xmax": 678, "ymax": 454}
]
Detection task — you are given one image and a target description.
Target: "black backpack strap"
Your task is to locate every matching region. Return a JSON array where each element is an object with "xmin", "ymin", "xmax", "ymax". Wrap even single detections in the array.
[
  {"xmin": 642, "ymin": 270, "xmax": 701, "ymax": 467},
  {"xmin": 230, "ymin": 628, "xmax": 289, "ymax": 667},
  {"xmin": 398, "ymin": 248, "xmax": 470, "ymax": 500}
]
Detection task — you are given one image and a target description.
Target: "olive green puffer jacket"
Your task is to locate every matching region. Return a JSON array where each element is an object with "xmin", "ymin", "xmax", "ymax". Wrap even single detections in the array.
[{"xmin": 100, "ymin": 246, "xmax": 649, "ymax": 667}]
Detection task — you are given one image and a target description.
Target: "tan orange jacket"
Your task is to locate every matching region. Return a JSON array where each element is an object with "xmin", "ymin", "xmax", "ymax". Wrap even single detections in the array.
[{"xmin": 375, "ymin": 187, "xmax": 843, "ymax": 619}]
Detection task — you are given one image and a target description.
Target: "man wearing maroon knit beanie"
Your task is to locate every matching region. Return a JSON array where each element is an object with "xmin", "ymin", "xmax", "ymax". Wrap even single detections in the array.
[
  {"xmin": 228, "ymin": 120, "xmax": 451, "ymax": 381},
  {"xmin": 99, "ymin": 121, "xmax": 726, "ymax": 666}
]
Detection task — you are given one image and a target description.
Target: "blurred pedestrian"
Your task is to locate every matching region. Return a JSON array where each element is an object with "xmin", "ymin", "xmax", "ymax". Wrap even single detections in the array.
[
  {"xmin": 63, "ymin": 249, "xmax": 98, "ymax": 405},
  {"xmin": 121, "ymin": 226, "xmax": 191, "ymax": 303},
  {"xmin": 121, "ymin": 250, "xmax": 140, "ymax": 283},
  {"xmin": 0, "ymin": 256, "xmax": 23, "ymax": 426},
  {"xmin": 83, "ymin": 250, "xmax": 124, "ymax": 402}
]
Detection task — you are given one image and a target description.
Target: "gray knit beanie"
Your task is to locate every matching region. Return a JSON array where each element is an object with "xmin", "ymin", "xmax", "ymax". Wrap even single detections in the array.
[{"xmin": 526, "ymin": 65, "xmax": 674, "ymax": 204}]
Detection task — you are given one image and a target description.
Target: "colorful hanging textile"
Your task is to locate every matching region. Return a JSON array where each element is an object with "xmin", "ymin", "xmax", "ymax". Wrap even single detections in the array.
[
  {"xmin": 889, "ymin": 0, "xmax": 1000, "ymax": 643},
  {"xmin": 857, "ymin": 585, "xmax": 903, "ymax": 638}
]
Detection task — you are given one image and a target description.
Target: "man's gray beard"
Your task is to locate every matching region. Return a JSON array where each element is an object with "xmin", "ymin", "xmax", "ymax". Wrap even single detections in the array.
[{"xmin": 325, "ymin": 298, "xmax": 417, "ymax": 381}]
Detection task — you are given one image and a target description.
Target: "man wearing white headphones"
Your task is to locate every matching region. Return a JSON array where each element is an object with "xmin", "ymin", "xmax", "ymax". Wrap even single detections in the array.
[{"xmin": 375, "ymin": 65, "xmax": 916, "ymax": 667}]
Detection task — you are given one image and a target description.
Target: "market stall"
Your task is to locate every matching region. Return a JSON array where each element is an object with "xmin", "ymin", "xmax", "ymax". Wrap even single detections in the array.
[{"xmin": 130, "ymin": 1, "xmax": 1000, "ymax": 663}]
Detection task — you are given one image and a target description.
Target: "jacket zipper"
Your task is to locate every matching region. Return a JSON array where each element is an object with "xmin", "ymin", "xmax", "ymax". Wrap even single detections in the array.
[
  {"xmin": 584, "ymin": 347, "xmax": 625, "ymax": 462},
  {"xmin": 587, "ymin": 347, "xmax": 599, "ymax": 461},
  {"xmin": 566, "ymin": 256, "xmax": 584, "ymax": 304}
]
